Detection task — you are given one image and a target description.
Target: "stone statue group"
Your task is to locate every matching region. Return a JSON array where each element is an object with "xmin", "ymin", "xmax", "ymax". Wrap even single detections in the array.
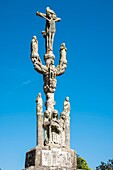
[{"xmin": 36, "ymin": 93, "xmax": 70, "ymax": 148}]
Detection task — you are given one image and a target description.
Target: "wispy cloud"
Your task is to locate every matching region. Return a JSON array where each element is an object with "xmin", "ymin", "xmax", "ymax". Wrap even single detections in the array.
[{"xmin": 22, "ymin": 80, "xmax": 32, "ymax": 85}]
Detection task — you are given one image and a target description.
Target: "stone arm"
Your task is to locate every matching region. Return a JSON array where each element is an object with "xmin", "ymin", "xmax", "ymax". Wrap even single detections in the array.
[
  {"xmin": 33, "ymin": 61, "xmax": 48, "ymax": 75},
  {"xmin": 54, "ymin": 17, "xmax": 61, "ymax": 22},
  {"xmin": 56, "ymin": 63, "xmax": 67, "ymax": 76},
  {"xmin": 36, "ymin": 12, "xmax": 50, "ymax": 21}
]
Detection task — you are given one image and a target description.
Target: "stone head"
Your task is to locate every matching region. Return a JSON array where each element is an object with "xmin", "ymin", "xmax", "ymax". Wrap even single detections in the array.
[
  {"xmin": 60, "ymin": 43, "xmax": 67, "ymax": 51},
  {"xmin": 66, "ymin": 97, "xmax": 69, "ymax": 101},
  {"xmin": 61, "ymin": 43, "xmax": 65, "ymax": 47},
  {"xmin": 46, "ymin": 7, "xmax": 51, "ymax": 18},
  {"xmin": 38, "ymin": 93, "xmax": 41, "ymax": 97},
  {"xmin": 44, "ymin": 110, "xmax": 50, "ymax": 118},
  {"xmin": 52, "ymin": 110, "xmax": 58, "ymax": 118},
  {"xmin": 60, "ymin": 111, "xmax": 66, "ymax": 120},
  {"xmin": 32, "ymin": 35, "xmax": 37, "ymax": 40},
  {"xmin": 50, "ymin": 60, "xmax": 54, "ymax": 65},
  {"xmin": 46, "ymin": 7, "xmax": 56, "ymax": 19},
  {"xmin": 36, "ymin": 93, "xmax": 41, "ymax": 102},
  {"xmin": 46, "ymin": 7, "xmax": 50, "ymax": 12}
]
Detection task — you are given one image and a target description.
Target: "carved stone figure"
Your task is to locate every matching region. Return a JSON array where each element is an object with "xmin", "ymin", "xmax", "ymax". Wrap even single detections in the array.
[
  {"xmin": 64, "ymin": 97, "xmax": 70, "ymax": 116},
  {"xmin": 31, "ymin": 36, "xmax": 38, "ymax": 55},
  {"xmin": 60, "ymin": 111, "xmax": 66, "ymax": 147},
  {"xmin": 43, "ymin": 61, "xmax": 57, "ymax": 93},
  {"xmin": 36, "ymin": 7, "xmax": 61, "ymax": 53},
  {"xmin": 60, "ymin": 43, "xmax": 67, "ymax": 64},
  {"xmin": 30, "ymin": 36, "xmax": 41, "ymax": 64},
  {"xmin": 36, "ymin": 93, "xmax": 43, "ymax": 114},
  {"xmin": 45, "ymin": 93, "xmax": 56, "ymax": 112},
  {"xmin": 51, "ymin": 110, "xmax": 61, "ymax": 144},
  {"xmin": 43, "ymin": 110, "xmax": 50, "ymax": 145},
  {"xmin": 49, "ymin": 61, "xmax": 57, "ymax": 92}
]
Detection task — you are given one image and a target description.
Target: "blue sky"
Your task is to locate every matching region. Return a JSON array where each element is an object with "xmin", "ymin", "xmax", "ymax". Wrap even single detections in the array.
[{"xmin": 0, "ymin": 0, "xmax": 113, "ymax": 170}]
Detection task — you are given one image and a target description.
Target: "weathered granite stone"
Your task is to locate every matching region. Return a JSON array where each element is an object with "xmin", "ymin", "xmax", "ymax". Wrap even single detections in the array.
[
  {"xmin": 36, "ymin": 7, "xmax": 61, "ymax": 53},
  {"xmin": 24, "ymin": 7, "xmax": 77, "ymax": 170},
  {"xmin": 36, "ymin": 93, "xmax": 43, "ymax": 146},
  {"xmin": 25, "ymin": 147, "xmax": 76, "ymax": 170}
]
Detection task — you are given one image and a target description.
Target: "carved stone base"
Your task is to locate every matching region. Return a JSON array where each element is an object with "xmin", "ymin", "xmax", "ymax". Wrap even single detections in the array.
[{"xmin": 25, "ymin": 146, "xmax": 77, "ymax": 170}]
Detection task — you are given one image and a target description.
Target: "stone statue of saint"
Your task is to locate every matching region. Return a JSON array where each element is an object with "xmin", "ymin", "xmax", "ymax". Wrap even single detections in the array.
[
  {"xmin": 31, "ymin": 36, "xmax": 38, "ymax": 55},
  {"xmin": 43, "ymin": 110, "xmax": 50, "ymax": 145},
  {"xmin": 36, "ymin": 7, "xmax": 61, "ymax": 53},
  {"xmin": 45, "ymin": 93, "xmax": 56, "ymax": 112},
  {"xmin": 63, "ymin": 97, "xmax": 70, "ymax": 116},
  {"xmin": 60, "ymin": 43, "xmax": 67, "ymax": 64},
  {"xmin": 30, "ymin": 36, "xmax": 41, "ymax": 64},
  {"xmin": 36, "ymin": 93, "xmax": 43, "ymax": 114},
  {"xmin": 51, "ymin": 110, "xmax": 61, "ymax": 144}
]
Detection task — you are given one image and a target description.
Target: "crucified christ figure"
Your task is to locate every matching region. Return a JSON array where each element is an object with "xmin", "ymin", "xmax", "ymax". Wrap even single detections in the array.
[{"xmin": 36, "ymin": 7, "xmax": 61, "ymax": 53}]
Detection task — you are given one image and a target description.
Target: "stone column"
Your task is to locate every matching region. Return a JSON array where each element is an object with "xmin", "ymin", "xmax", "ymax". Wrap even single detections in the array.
[
  {"xmin": 36, "ymin": 113, "xmax": 43, "ymax": 146},
  {"xmin": 65, "ymin": 115, "xmax": 70, "ymax": 149},
  {"xmin": 63, "ymin": 97, "xmax": 70, "ymax": 149},
  {"xmin": 36, "ymin": 94, "xmax": 43, "ymax": 146}
]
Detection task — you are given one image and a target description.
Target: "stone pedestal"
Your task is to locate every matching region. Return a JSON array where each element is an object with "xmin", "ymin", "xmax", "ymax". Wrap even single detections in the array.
[{"xmin": 25, "ymin": 146, "xmax": 77, "ymax": 170}]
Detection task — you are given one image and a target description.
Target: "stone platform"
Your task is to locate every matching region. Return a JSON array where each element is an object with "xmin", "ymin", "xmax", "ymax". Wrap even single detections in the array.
[{"xmin": 25, "ymin": 146, "xmax": 77, "ymax": 170}]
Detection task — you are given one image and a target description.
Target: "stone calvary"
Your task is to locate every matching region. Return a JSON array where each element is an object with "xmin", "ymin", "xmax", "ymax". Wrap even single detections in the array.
[{"xmin": 25, "ymin": 7, "xmax": 77, "ymax": 170}]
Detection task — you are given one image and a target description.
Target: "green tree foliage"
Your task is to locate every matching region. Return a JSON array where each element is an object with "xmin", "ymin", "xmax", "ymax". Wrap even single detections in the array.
[
  {"xmin": 96, "ymin": 159, "xmax": 113, "ymax": 170},
  {"xmin": 77, "ymin": 155, "xmax": 91, "ymax": 170}
]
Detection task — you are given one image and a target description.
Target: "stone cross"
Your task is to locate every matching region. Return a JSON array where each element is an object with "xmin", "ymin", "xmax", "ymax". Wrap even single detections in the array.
[
  {"xmin": 24, "ymin": 7, "xmax": 77, "ymax": 170},
  {"xmin": 30, "ymin": 7, "xmax": 70, "ymax": 149}
]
